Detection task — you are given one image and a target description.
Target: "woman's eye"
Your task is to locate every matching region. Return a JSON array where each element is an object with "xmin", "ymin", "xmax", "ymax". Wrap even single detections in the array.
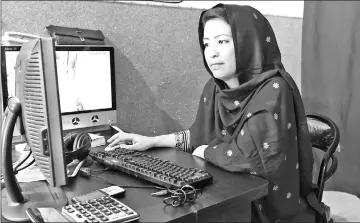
[
  {"xmin": 204, "ymin": 43, "xmax": 209, "ymax": 48},
  {"xmin": 219, "ymin": 40, "xmax": 229, "ymax": 44}
]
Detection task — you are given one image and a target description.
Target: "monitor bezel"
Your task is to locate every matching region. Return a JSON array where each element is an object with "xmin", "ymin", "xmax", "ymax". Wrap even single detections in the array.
[{"xmin": 1, "ymin": 45, "xmax": 117, "ymax": 115}]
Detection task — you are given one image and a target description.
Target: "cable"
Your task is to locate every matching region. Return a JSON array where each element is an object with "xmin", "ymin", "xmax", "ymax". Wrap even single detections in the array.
[
  {"xmin": 1, "ymin": 149, "xmax": 33, "ymax": 180},
  {"xmin": 14, "ymin": 149, "xmax": 32, "ymax": 170},
  {"xmin": 14, "ymin": 159, "xmax": 35, "ymax": 173},
  {"xmin": 93, "ymin": 175, "xmax": 164, "ymax": 190},
  {"xmin": 79, "ymin": 167, "xmax": 165, "ymax": 190},
  {"xmin": 1, "ymin": 159, "xmax": 35, "ymax": 180}
]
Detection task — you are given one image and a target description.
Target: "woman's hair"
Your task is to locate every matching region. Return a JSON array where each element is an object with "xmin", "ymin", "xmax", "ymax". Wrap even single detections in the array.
[{"xmin": 201, "ymin": 6, "xmax": 229, "ymax": 28}]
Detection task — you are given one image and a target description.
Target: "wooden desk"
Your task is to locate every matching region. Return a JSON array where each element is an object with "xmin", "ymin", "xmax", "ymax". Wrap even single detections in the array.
[
  {"xmin": 63, "ymin": 136, "xmax": 268, "ymax": 222},
  {"xmin": 2, "ymin": 132, "xmax": 268, "ymax": 222}
]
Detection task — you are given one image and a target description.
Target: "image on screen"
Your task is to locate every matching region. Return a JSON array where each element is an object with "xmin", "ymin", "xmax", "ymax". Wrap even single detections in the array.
[
  {"xmin": 56, "ymin": 50, "xmax": 113, "ymax": 114},
  {"xmin": 4, "ymin": 51, "xmax": 18, "ymax": 100}
]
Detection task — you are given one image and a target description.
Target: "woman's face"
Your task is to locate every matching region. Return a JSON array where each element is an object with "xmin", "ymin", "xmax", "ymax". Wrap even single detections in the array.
[{"xmin": 203, "ymin": 18, "xmax": 236, "ymax": 82}]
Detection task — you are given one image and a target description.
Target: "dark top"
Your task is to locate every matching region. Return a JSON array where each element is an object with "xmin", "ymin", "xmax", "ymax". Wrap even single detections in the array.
[{"xmin": 188, "ymin": 76, "xmax": 317, "ymax": 222}]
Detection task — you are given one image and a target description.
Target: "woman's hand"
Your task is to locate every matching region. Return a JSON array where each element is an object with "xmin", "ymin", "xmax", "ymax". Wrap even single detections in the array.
[
  {"xmin": 192, "ymin": 145, "xmax": 208, "ymax": 159},
  {"xmin": 107, "ymin": 129, "xmax": 154, "ymax": 151}
]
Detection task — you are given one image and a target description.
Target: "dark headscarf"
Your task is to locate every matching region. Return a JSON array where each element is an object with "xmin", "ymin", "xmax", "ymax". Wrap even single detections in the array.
[{"xmin": 190, "ymin": 3, "xmax": 315, "ymax": 202}]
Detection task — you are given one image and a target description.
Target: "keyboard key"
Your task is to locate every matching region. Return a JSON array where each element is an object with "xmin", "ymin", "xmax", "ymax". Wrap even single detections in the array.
[
  {"xmin": 95, "ymin": 213, "xmax": 103, "ymax": 218},
  {"xmin": 98, "ymin": 207, "xmax": 106, "ymax": 212},
  {"xmin": 103, "ymin": 211, "xmax": 112, "ymax": 216},
  {"xmin": 76, "ymin": 213, "xmax": 83, "ymax": 218},
  {"xmin": 88, "ymin": 199, "xmax": 97, "ymax": 204},
  {"xmin": 100, "ymin": 217, "xmax": 109, "ymax": 221}
]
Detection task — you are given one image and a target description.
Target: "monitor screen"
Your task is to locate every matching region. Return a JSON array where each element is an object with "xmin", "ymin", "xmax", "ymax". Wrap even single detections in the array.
[
  {"xmin": 1, "ymin": 46, "xmax": 19, "ymax": 110},
  {"xmin": 56, "ymin": 48, "xmax": 113, "ymax": 114},
  {"xmin": 1, "ymin": 45, "xmax": 117, "ymax": 132}
]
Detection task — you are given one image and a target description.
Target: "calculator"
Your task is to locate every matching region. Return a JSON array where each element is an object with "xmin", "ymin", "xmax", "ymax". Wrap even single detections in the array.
[{"xmin": 62, "ymin": 196, "xmax": 140, "ymax": 222}]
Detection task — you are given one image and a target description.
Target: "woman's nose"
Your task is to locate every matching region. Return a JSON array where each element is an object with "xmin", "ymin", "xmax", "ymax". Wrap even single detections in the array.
[{"xmin": 208, "ymin": 46, "xmax": 219, "ymax": 58}]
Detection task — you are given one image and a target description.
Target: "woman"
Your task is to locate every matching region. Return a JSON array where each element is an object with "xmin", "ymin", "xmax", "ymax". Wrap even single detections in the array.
[{"xmin": 107, "ymin": 4, "xmax": 323, "ymax": 222}]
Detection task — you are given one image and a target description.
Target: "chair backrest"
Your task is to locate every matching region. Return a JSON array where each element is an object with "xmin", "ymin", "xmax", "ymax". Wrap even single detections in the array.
[{"xmin": 306, "ymin": 112, "xmax": 340, "ymax": 202}]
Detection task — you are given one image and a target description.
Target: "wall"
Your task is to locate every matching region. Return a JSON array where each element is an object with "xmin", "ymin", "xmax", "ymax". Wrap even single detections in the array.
[
  {"xmin": 119, "ymin": 1, "xmax": 304, "ymax": 18},
  {"xmin": 1, "ymin": 1, "xmax": 302, "ymax": 135}
]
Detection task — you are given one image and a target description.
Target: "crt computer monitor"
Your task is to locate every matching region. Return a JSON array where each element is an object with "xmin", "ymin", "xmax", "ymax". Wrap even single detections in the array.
[
  {"xmin": 1, "ymin": 37, "xmax": 69, "ymax": 221},
  {"xmin": 1, "ymin": 45, "xmax": 117, "ymax": 136}
]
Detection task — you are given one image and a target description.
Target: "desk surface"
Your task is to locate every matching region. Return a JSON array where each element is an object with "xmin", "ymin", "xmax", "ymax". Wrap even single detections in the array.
[
  {"xmin": 62, "ymin": 133, "xmax": 268, "ymax": 222},
  {"xmin": 3, "ymin": 131, "xmax": 268, "ymax": 222}
]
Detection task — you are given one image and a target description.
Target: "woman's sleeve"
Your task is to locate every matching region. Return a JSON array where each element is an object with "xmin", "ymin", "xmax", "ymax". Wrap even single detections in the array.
[
  {"xmin": 203, "ymin": 112, "xmax": 286, "ymax": 174},
  {"xmin": 188, "ymin": 79, "xmax": 217, "ymax": 152}
]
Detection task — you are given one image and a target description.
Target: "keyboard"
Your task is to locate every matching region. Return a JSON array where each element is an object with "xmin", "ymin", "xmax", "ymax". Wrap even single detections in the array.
[
  {"xmin": 89, "ymin": 148, "xmax": 213, "ymax": 188},
  {"xmin": 62, "ymin": 196, "xmax": 140, "ymax": 222}
]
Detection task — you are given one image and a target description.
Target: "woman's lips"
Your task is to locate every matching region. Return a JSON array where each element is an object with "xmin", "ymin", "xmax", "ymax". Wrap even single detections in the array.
[{"xmin": 211, "ymin": 63, "xmax": 223, "ymax": 70}]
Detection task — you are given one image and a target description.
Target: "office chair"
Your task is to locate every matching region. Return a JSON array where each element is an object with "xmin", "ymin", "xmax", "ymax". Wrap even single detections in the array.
[
  {"xmin": 306, "ymin": 112, "xmax": 339, "ymax": 202},
  {"xmin": 306, "ymin": 112, "xmax": 360, "ymax": 222}
]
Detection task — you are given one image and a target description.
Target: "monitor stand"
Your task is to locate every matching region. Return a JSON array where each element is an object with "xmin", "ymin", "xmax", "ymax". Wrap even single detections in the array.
[{"xmin": 1, "ymin": 181, "xmax": 68, "ymax": 222}]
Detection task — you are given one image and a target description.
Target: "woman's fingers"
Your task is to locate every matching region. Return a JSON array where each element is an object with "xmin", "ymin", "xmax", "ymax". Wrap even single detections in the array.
[
  {"xmin": 120, "ymin": 144, "xmax": 137, "ymax": 150},
  {"xmin": 106, "ymin": 133, "xmax": 151, "ymax": 151},
  {"xmin": 108, "ymin": 132, "xmax": 132, "ymax": 142},
  {"xmin": 107, "ymin": 132, "xmax": 120, "ymax": 143},
  {"xmin": 110, "ymin": 125, "xmax": 125, "ymax": 134},
  {"xmin": 107, "ymin": 132, "xmax": 133, "ymax": 147},
  {"xmin": 107, "ymin": 138, "xmax": 121, "ymax": 148}
]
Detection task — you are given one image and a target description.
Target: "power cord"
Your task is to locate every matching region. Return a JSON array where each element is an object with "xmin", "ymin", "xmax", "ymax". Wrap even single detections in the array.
[
  {"xmin": 14, "ymin": 149, "xmax": 33, "ymax": 169},
  {"xmin": 78, "ymin": 167, "xmax": 203, "ymax": 206},
  {"xmin": 1, "ymin": 150, "xmax": 34, "ymax": 180},
  {"xmin": 79, "ymin": 167, "xmax": 164, "ymax": 190},
  {"xmin": 14, "ymin": 158, "xmax": 35, "ymax": 173}
]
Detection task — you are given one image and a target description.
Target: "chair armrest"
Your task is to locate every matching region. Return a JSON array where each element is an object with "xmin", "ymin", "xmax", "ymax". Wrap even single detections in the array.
[
  {"xmin": 306, "ymin": 112, "xmax": 340, "ymax": 155},
  {"xmin": 307, "ymin": 118, "xmax": 333, "ymax": 151}
]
